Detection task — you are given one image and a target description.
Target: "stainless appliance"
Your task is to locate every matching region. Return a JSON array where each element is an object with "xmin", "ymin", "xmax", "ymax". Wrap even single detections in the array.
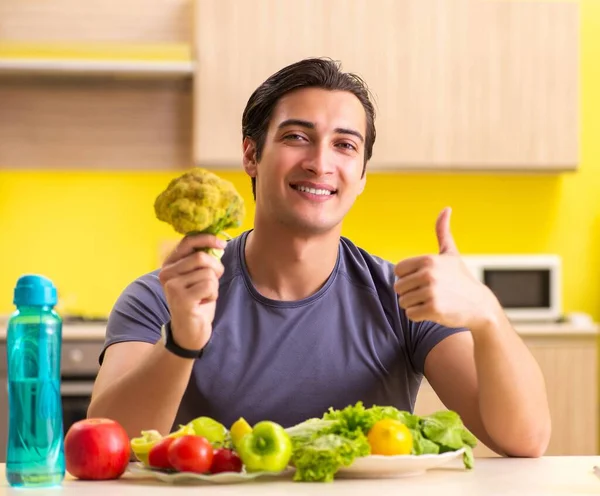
[
  {"xmin": 0, "ymin": 339, "xmax": 103, "ymax": 462},
  {"xmin": 462, "ymin": 254, "xmax": 562, "ymax": 323}
]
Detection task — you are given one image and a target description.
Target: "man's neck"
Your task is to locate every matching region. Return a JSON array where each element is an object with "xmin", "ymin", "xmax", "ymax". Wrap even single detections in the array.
[{"xmin": 244, "ymin": 223, "xmax": 341, "ymax": 301}]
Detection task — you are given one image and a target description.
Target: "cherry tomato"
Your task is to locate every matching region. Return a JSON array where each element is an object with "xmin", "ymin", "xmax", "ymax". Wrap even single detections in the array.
[
  {"xmin": 210, "ymin": 448, "xmax": 243, "ymax": 474},
  {"xmin": 148, "ymin": 437, "xmax": 176, "ymax": 470},
  {"xmin": 167, "ymin": 435, "xmax": 214, "ymax": 473}
]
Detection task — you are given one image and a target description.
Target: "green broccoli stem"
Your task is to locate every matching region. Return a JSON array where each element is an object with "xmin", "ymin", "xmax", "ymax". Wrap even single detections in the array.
[
  {"xmin": 186, "ymin": 229, "xmax": 229, "ymax": 260},
  {"xmin": 184, "ymin": 204, "xmax": 237, "ymax": 259}
]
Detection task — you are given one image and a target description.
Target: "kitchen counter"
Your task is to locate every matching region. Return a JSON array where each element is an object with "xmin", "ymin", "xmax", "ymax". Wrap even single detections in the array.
[
  {"xmin": 0, "ymin": 323, "xmax": 108, "ymax": 341},
  {"xmin": 0, "ymin": 321, "xmax": 597, "ymax": 342},
  {"xmin": 1, "ymin": 457, "xmax": 600, "ymax": 495}
]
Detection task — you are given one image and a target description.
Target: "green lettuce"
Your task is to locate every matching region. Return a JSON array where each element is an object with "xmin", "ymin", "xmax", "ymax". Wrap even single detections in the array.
[
  {"xmin": 287, "ymin": 402, "xmax": 478, "ymax": 482},
  {"xmin": 410, "ymin": 428, "xmax": 441, "ymax": 455},
  {"xmin": 291, "ymin": 433, "xmax": 370, "ymax": 482},
  {"xmin": 419, "ymin": 410, "xmax": 478, "ymax": 468}
]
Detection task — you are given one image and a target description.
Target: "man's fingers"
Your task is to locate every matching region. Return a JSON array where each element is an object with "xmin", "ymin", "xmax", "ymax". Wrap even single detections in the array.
[
  {"xmin": 162, "ymin": 269, "xmax": 219, "ymax": 302},
  {"xmin": 394, "ymin": 255, "xmax": 435, "ymax": 278},
  {"xmin": 186, "ymin": 278, "xmax": 220, "ymax": 303},
  {"xmin": 161, "ymin": 249, "xmax": 225, "ymax": 280},
  {"xmin": 163, "ymin": 234, "xmax": 227, "ymax": 265},
  {"xmin": 398, "ymin": 287, "xmax": 433, "ymax": 309},
  {"xmin": 394, "ymin": 268, "xmax": 435, "ymax": 295},
  {"xmin": 405, "ymin": 302, "xmax": 435, "ymax": 322},
  {"xmin": 435, "ymin": 207, "xmax": 459, "ymax": 255}
]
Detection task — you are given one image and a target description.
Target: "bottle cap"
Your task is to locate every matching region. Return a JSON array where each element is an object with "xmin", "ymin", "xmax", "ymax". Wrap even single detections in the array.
[{"xmin": 13, "ymin": 274, "xmax": 58, "ymax": 307}]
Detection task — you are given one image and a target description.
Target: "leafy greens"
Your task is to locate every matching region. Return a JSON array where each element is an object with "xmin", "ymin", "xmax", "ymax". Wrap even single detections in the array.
[{"xmin": 286, "ymin": 401, "xmax": 478, "ymax": 482}]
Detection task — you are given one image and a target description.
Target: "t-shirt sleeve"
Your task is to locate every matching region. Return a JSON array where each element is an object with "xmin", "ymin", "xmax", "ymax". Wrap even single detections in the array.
[
  {"xmin": 408, "ymin": 320, "xmax": 469, "ymax": 376},
  {"xmin": 99, "ymin": 271, "xmax": 170, "ymax": 365}
]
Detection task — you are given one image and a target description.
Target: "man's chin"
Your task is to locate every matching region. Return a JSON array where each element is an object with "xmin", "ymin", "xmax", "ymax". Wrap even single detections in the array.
[{"xmin": 283, "ymin": 217, "xmax": 342, "ymax": 236}]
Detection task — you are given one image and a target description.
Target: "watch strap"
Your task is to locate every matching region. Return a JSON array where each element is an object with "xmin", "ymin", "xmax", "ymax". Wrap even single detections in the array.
[{"xmin": 162, "ymin": 321, "xmax": 205, "ymax": 359}]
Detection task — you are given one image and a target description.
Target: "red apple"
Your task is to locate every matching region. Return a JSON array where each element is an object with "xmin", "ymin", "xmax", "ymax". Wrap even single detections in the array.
[{"xmin": 64, "ymin": 418, "xmax": 131, "ymax": 480}]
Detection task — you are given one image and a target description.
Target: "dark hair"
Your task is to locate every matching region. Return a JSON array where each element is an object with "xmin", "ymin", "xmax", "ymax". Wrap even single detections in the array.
[{"xmin": 241, "ymin": 57, "xmax": 376, "ymax": 199}]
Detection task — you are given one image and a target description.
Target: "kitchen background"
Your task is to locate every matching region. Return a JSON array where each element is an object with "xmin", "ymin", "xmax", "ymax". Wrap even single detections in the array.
[{"xmin": 0, "ymin": 0, "xmax": 598, "ymax": 459}]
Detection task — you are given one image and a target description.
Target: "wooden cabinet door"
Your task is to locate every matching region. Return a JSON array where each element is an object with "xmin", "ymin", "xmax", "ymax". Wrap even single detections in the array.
[
  {"xmin": 527, "ymin": 336, "xmax": 598, "ymax": 456},
  {"xmin": 193, "ymin": 0, "xmax": 578, "ymax": 171}
]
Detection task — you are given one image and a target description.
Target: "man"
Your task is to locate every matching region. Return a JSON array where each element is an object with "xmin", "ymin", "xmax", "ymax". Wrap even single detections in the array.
[{"xmin": 88, "ymin": 58, "xmax": 551, "ymax": 458}]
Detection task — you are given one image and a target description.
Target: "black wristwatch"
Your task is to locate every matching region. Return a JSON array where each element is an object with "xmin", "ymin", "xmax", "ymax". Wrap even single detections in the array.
[{"xmin": 161, "ymin": 321, "xmax": 205, "ymax": 359}]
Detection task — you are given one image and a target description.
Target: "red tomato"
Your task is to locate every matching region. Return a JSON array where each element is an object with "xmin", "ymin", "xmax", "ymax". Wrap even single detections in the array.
[
  {"xmin": 210, "ymin": 448, "xmax": 243, "ymax": 474},
  {"xmin": 148, "ymin": 437, "xmax": 176, "ymax": 470},
  {"xmin": 64, "ymin": 418, "xmax": 130, "ymax": 480},
  {"xmin": 167, "ymin": 435, "xmax": 213, "ymax": 473}
]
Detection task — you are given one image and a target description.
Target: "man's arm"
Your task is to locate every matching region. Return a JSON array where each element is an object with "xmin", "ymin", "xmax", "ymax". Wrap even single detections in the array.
[
  {"xmin": 424, "ymin": 320, "xmax": 550, "ymax": 457},
  {"xmin": 87, "ymin": 341, "xmax": 197, "ymax": 438},
  {"xmin": 88, "ymin": 233, "xmax": 226, "ymax": 438},
  {"xmin": 394, "ymin": 207, "xmax": 551, "ymax": 457}
]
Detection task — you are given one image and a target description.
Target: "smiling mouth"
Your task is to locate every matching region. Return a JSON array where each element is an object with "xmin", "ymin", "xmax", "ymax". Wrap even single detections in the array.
[{"xmin": 290, "ymin": 184, "xmax": 337, "ymax": 196}]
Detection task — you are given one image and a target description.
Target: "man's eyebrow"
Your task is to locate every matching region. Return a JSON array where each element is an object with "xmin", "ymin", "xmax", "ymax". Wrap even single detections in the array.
[
  {"xmin": 277, "ymin": 119, "xmax": 364, "ymax": 143},
  {"xmin": 334, "ymin": 127, "xmax": 364, "ymax": 143},
  {"xmin": 277, "ymin": 119, "xmax": 315, "ymax": 130}
]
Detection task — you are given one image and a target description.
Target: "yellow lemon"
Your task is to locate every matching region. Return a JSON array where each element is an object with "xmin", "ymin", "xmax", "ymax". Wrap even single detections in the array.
[{"xmin": 367, "ymin": 419, "xmax": 413, "ymax": 456}]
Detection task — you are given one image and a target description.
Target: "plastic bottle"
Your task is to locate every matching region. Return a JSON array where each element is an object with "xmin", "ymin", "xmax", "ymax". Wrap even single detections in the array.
[{"xmin": 5, "ymin": 274, "xmax": 65, "ymax": 488}]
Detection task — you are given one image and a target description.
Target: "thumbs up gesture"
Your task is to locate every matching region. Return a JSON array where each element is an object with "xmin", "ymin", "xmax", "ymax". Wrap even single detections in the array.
[{"xmin": 394, "ymin": 207, "xmax": 500, "ymax": 330}]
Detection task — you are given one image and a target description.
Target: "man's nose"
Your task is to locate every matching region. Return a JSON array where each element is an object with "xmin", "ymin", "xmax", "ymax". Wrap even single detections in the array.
[{"xmin": 302, "ymin": 143, "xmax": 334, "ymax": 175}]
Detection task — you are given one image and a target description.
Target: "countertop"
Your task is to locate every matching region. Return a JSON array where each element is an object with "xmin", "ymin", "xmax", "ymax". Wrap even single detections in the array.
[
  {"xmin": 0, "ymin": 323, "xmax": 108, "ymax": 341},
  {"xmin": 1, "ymin": 457, "xmax": 600, "ymax": 495}
]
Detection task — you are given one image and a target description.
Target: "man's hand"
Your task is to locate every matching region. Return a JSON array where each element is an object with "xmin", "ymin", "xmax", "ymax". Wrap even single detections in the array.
[
  {"xmin": 394, "ymin": 207, "xmax": 501, "ymax": 330},
  {"xmin": 158, "ymin": 234, "xmax": 226, "ymax": 350}
]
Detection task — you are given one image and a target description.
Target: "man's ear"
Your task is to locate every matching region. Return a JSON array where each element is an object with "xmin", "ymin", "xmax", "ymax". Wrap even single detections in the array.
[{"xmin": 242, "ymin": 137, "xmax": 258, "ymax": 177}]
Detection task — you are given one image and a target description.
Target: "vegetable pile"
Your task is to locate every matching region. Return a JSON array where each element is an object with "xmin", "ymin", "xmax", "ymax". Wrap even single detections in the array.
[
  {"xmin": 131, "ymin": 403, "xmax": 477, "ymax": 483},
  {"xmin": 130, "ymin": 416, "xmax": 291, "ymax": 476},
  {"xmin": 286, "ymin": 401, "xmax": 477, "ymax": 482}
]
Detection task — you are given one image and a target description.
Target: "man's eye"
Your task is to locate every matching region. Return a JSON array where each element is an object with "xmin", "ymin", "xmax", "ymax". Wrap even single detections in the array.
[
  {"xmin": 284, "ymin": 134, "xmax": 306, "ymax": 141},
  {"xmin": 337, "ymin": 142, "xmax": 357, "ymax": 151}
]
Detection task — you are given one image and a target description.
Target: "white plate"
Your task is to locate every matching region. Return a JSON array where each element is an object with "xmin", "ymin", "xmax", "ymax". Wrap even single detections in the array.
[
  {"xmin": 336, "ymin": 448, "xmax": 466, "ymax": 478},
  {"xmin": 127, "ymin": 463, "xmax": 291, "ymax": 485}
]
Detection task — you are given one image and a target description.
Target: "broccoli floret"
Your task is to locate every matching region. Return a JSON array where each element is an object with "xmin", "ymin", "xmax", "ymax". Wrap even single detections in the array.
[{"xmin": 154, "ymin": 168, "xmax": 245, "ymax": 256}]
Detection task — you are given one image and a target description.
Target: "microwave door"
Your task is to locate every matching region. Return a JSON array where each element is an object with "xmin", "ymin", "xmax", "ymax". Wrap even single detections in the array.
[{"xmin": 482, "ymin": 268, "xmax": 560, "ymax": 322}]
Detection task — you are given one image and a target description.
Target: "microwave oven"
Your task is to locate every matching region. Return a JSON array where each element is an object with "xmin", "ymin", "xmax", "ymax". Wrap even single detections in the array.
[{"xmin": 461, "ymin": 255, "xmax": 562, "ymax": 323}]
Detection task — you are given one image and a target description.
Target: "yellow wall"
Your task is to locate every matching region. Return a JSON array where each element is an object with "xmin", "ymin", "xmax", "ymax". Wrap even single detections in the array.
[{"xmin": 1, "ymin": 1, "xmax": 599, "ymax": 321}]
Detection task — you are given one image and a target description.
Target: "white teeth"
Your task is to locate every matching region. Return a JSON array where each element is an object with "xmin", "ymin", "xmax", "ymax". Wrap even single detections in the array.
[{"xmin": 296, "ymin": 185, "xmax": 332, "ymax": 196}]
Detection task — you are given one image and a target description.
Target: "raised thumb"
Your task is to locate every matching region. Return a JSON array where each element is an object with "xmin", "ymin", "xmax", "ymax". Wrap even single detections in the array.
[{"xmin": 436, "ymin": 207, "xmax": 459, "ymax": 255}]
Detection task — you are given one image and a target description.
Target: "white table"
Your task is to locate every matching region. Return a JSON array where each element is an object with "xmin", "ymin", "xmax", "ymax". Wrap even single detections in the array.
[{"xmin": 1, "ymin": 457, "xmax": 599, "ymax": 495}]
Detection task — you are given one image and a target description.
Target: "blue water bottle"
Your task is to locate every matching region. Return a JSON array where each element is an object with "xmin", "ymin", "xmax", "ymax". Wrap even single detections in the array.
[{"xmin": 5, "ymin": 275, "xmax": 65, "ymax": 488}]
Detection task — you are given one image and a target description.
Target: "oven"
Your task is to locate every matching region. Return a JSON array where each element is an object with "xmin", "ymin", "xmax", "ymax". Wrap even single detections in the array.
[
  {"xmin": 0, "ymin": 339, "xmax": 103, "ymax": 462},
  {"xmin": 59, "ymin": 341, "xmax": 103, "ymax": 432}
]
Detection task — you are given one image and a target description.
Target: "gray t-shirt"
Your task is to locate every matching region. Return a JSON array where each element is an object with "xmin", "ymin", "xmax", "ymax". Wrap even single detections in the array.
[{"xmin": 100, "ymin": 231, "xmax": 466, "ymax": 429}]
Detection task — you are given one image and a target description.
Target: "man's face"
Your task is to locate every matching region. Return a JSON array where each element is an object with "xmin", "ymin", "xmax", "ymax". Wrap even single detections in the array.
[{"xmin": 245, "ymin": 87, "xmax": 367, "ymax": 235}]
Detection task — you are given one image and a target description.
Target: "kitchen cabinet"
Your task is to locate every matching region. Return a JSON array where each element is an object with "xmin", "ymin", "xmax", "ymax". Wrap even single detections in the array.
[
  {"xmin": 0, "ymin": 74, "xmax": 193, "ymax": 170},
  {"xmin": 0, "ymin": 44, "xmax": 194, "ymax": 78},
  {"xmin": 0, "ymin": 0, "xmax": 194, "ymax": 170},
  {"xmin": 193, "ymin": 0, "xmax": 579, "ymax": 171},
  {"xmin": 0, "ymin": 0, "xmax": 192, "ymax": 43},
  {"xmin": 0, "ymin": 0, "xmax": 579, "ymax": 172},
  {"xmin": 414, "ymin": 324, "xmax": 599, "ymax": 457}
]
